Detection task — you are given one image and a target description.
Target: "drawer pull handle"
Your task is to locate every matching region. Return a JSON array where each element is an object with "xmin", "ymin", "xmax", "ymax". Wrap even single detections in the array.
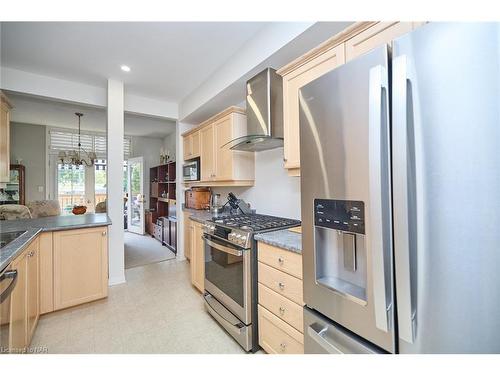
[
  {"xmin": 278, "ymin": 282, "xmax": 285, "ymax": 290},
  {"xmin": 102, "ymin": 231, "xmax": 107, "ymax": 236},
  {"xmin": 278, "ymin": 257, "xmax": 284, "ymax": 265},
  {"xmin": 279, "ymin": 306, "xmax": 286, "ymax": 315},
  {"xmin": 280, "ymin": 342, "xmax": 287, "ymax": 351}
]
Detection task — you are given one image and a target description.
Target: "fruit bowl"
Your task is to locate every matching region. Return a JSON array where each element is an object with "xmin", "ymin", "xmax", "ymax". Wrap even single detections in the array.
[{"xmin": 72, "ymin": 205, "xmax": 87, "ymax": 215}]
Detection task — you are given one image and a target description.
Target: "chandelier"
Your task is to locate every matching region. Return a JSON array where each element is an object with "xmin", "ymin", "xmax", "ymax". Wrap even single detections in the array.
[{"xmin": 58, "ymin": 112, "xmax": 97, "ymax": 167}]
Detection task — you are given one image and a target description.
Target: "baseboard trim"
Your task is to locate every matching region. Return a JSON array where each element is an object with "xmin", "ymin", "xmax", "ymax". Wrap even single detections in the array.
[{"xmin": 108, "ymin": 275, "xmax": 126, "ymax": 286}]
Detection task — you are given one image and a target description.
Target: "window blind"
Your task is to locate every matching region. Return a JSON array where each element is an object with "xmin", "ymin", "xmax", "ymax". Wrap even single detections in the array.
[{"xmin": 49, "ymin": 128, "xmax": 132, "ymax": 158}]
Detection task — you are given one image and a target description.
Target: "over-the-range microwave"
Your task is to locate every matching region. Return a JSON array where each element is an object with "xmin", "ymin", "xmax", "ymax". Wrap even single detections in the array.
[{"xmin": 183, "ymin": 157, "xmax": 200, "ymax": 182}]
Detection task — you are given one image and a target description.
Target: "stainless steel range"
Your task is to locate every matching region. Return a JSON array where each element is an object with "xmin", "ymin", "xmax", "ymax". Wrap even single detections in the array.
[{"xmin": 202, "ymin": 213, "xmax": 300, "ymax": 352}]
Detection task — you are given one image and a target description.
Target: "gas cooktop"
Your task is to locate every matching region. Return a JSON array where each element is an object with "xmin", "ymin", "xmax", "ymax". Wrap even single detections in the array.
[
  {"xmin": 205, "ymin": 213, "xmax": 300, "ymax": 249},
  {"xmin": 210, "ymin": 213, "xmax": 300, "ymax": 232}
]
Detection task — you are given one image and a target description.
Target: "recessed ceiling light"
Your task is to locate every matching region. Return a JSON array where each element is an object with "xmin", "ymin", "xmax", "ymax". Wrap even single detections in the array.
[{"xmin": 121, "ymin": 65, "xmax": 131, "ymax": 72}]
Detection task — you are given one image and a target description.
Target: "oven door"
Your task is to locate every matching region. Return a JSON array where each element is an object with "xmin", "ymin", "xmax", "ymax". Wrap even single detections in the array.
[{"xmin": 203, "ymin": 235, "xmax": 251, "ymax": 324}]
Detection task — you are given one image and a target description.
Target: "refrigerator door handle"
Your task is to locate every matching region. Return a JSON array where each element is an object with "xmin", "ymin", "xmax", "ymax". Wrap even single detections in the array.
[
  {"xmin": 392, "ymin": 54, "xmax": 418, "ymax": 344},
  {"xmin": 368, "ymin": 64, "xmax": 392, "ymax": 333},
  {"xmin": 307, "ymin": 324, "xmax": 343, "ymax": 354}
]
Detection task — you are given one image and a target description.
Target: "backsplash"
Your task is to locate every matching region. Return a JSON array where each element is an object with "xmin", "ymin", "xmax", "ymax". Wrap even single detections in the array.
[{"xmin": 211, "ymin": 148, "xmax": 301, "ymax": 220}]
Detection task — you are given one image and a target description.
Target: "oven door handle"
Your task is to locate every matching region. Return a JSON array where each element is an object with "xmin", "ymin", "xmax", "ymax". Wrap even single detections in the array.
[
  {"xmin": 204, "ymin": 236, "xmax": 243, "ymax": 257},
  {"xmin": 0, "ymin": 270, "xmax": 18, "ymax": 304}
]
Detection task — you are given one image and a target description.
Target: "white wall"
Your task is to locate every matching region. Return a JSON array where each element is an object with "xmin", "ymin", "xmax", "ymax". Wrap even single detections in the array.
[
  {"xmin": 211, "ymin": 148, "xmax": 301, "ymax": 220},
  {"xmin": 162, "ymin": 133, "xmax": 176, "ymax": 162},
  {"xmin": 130, "ymin": 136, "xmax": 163, "ymax": 208},
  {"xmin": 9, "ymin": 122, "xmax": 47, "ymax": 202}
]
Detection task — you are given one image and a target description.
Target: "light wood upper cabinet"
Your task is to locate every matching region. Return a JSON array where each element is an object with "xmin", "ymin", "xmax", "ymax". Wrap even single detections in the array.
[
  {"xmin": 280, "ymin": 44, "xmax": 345, "ymax": 176},
  {"xmin": 190, "ymin": 220, "xmax": 204, "ymax": 292},
  {"xmin": 0, "ymin": 92, "xmax": 13, "ymax": 183},
  {"xmin": 214, "ymin": 117, "xmax": 234, "ymax": 181},
  {"xmin": 277, "ymin": 21, "xmax": 422, "ymax": 176},
  {"xmin": 200, "ymin": 124, "xmax": 215, "ymax": 181},
  {"xmin": 191, "ymin": 131, "xmax": 200, "ymax": 158},
  {"xmin": 345, "ymin": 22, "xmax": 413, "ymax": 62},
  {"xmin": 183, "ymin": 130, "xmax": 201, "ymax": 161},
  {"xmin": 53, "ymin": 227, "xmax": 108, "ymax": 310},
  {"xmin": 182, "ymin": 107, "xmax": 255, "ymax": 186}
]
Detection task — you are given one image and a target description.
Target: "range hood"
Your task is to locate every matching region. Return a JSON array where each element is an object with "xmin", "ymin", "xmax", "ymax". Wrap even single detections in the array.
[{"xmin": 228, "ymin": 68, "xmax": 284, "ymax": 152}]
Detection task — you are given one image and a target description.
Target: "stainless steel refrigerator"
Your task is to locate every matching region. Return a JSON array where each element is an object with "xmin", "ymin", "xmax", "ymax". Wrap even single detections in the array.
[{"xmin": 299, "ymin": 23, "xmax": 500, "ymax": 354}]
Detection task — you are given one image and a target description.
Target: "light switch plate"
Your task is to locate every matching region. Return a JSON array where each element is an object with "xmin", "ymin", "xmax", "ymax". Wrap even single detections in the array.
[{"xmin": 38, "ymin": 185, "xmax": 44, "ymax": 192}]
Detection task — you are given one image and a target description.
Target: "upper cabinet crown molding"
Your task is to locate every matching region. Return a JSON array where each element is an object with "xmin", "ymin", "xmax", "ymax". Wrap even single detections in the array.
[
  {"xmin": 276, "ymin": 22, "xmax": 376, "ymax": 77},
  {"xmin": 181, "ymin": 106, "xmax": 246, "ymax": 138}
]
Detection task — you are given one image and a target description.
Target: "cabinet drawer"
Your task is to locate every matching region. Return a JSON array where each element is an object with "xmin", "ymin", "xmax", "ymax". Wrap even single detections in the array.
[
  {"xmin": 258, "ymin": 242, "xmax": 302, "ymax": 279},
  {"xmin": 258, "ymin": 262, "xmax": 303, "ymax": 305},
  {"xmin": 258, "ymin": 305, "xmax": 303, "ymax": 354},
  {"xmin": 258, "ymin": 283, "xmax": 304, "ymax": 333}
]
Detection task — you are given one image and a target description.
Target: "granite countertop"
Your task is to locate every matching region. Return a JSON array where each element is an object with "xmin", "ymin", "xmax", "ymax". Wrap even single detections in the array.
[
  {"xmin": 255, "ymin": 229, "xmax": 302, "ymax": 254},
  {"xmin": 182, "ymin": 207, "xmax": 213, "ymax": 224},
  {"xmin": 1, "ymin": 213, "xmax": 112, "ymax": 272}
]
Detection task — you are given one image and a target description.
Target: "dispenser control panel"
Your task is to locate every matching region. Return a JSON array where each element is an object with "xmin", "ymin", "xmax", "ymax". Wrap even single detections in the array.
[{"xmin": 314, "ymin": 199, "xmax": 365, "ymax": 234}]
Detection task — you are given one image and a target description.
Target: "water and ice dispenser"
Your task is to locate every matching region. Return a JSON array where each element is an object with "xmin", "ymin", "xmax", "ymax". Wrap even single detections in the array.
[{"xmin": 314, "ymin": 199, "xmax": 367, "ymax": 305}]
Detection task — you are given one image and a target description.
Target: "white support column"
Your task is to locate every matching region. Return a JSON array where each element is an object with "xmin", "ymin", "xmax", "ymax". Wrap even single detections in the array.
[{"xmin": 107, "ymin": 79, "xmax": 126, "ymax": 285}]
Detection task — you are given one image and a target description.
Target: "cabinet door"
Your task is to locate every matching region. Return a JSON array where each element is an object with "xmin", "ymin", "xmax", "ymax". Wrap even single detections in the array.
[
  {"xmin": 191, "ymin": 131, "xmax": 200, "ymax": 158},
  {"xmin": 214, "ymin": 117, "xmax": 233, "ymax": 181},
  {"xmin": 39, "ymin": 232, "xmax": 54, "ymax": 315},
  {"xmin": 345, "ymin": 22, "xmax": 413, "ymax": 62},
  {"xmin": 184, "ymin": 215, "xmax": 192, "ymax": 260},
  {"xmin": 200, "ymin": 124, "xmax": 215, "ymax": 181},
  {"xmin": 282, "ymin": 44, "xmax": 345, "ymax": 175},
  {"xmin": 0, "ymin": 100, "xmax": 10, "ymax": 183},
  {"xmin": 53, "ymin": 227, "xmax": 108, "ymax": 310},
  {"xmin": 183, "ymin": 135, "xmax": 192, "ymax": 160},
  {"xmin": 26, "ymin": 240, "xmax": 40, "ymax": 344},
  {"xmin": 9, "ymin": 252, "xmax": 27, "ymax": 353},
  {"xmin": 191, "ymin": 223, "xmax": 204, "ymax": 292}
]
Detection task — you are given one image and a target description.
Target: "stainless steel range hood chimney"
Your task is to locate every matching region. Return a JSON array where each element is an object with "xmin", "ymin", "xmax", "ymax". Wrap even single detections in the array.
[{"xmin": 228, "ymin": 68, "xmax": 283, "ymax": 152}]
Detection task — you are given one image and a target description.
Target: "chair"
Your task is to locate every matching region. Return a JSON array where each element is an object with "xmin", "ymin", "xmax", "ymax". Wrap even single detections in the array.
[
  {"xmin": 27, "ymin": 200, "xmax": 61, "ymax": 218},
  {"xmin": 0, "ymin": 204, "xmax": 32, "ymax": 220},
  {"xmin": 95, "ymin": 200, "xmax": 107, "ymax": 213}
]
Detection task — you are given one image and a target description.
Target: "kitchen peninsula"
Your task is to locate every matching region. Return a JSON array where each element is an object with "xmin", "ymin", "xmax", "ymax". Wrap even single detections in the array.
[{"xmin": 1, "ymin": 213, "xmax": 111, "ymax": 352}]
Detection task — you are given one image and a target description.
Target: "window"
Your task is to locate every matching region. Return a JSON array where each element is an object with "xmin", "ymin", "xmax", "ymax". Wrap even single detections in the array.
[
  {"xmin": 48, "ymin": 128, "xmax": 133, "ymax": 214},
  {"xmin": 57, "ymin": 163, "xmax": 86, "ymax": 215}
]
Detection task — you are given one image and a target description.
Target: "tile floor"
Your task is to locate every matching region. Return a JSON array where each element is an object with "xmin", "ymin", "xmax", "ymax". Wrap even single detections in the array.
[{"xmin": 30, "ymin": 259, "xmax": 246, "ymax": 354}]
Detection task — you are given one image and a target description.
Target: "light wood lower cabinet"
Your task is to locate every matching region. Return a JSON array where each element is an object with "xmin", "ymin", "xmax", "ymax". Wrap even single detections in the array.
[
  {"xmin": 39, "ymin": 232, "xmax": 53, "ymax": 314},
  {"xmin": 258, "ymin": 305, "xmax": 304, "ymax": 354},
  {"xmin": 26, "ymin": 240, "xmax": 40, "ymax": 342},
  {"xmin": 257, "ymin": 242, "xmax": 305, "ymax": 354},
  {"xmin": 8, "ymin": 238, "xmax": 40, "ymax": 353},
  {"xmin": 190, "ymin": 220, "xmax": 204, "ymax": 292},
  {"xmin": 53, "ymin": 227, "xmax": 108, "ymax": 310},
  {"xmin": 9, "ymin": 249, "xmax": 28, "ymax": 353},
  {"xmin": 184, "ymin": 212, "xmax": 192, "ymax": 260}
]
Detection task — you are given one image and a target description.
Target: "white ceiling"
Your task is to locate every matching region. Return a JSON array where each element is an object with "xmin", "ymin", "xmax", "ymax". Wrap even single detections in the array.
[
  {"xmin": 0, "ymin": 22, "xmax": 270, "ymax": 101},
  {"xmin": 7, "ymin": 92, "xmax": 176, "ymax": 138}
]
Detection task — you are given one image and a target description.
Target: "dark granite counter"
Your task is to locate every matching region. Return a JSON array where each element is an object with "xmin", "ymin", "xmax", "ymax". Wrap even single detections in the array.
[
  {"xmin": 1, "ymin": 213, "xmax": 111, "ymax": 272},
  {"xmin": 255, "ymin": 229, "xmax": 302, "ymax": 254}
]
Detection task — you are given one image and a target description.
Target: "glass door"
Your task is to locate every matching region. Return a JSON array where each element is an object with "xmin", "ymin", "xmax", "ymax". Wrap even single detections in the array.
[
  {"xmin": 127, "ymin": 156, "xmax": 144, "ymax": 235},
  {"xmin": 56, "ymin": 163, "xmax": 87, "ymax": 215}
]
